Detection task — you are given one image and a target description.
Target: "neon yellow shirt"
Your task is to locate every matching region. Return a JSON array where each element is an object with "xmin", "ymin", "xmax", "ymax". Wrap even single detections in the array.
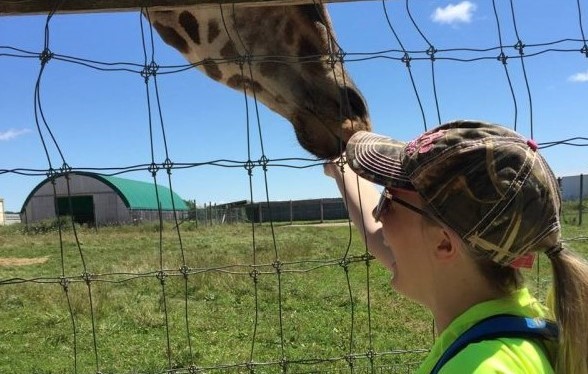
[{"xmin": 417, "ymin": 288, "xmax": 555, "ymax": 373}]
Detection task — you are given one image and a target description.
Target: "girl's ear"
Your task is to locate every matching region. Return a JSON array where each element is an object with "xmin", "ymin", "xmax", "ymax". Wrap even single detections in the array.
[{"xmin": 434, "ymin": 229, "xmax": 459, "ymax": 261}]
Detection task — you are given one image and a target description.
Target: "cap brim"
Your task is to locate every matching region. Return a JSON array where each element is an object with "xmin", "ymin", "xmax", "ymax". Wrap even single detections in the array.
[{"xmin": 346, "ymin": 131, "xmax": 414, "ymax": 189}]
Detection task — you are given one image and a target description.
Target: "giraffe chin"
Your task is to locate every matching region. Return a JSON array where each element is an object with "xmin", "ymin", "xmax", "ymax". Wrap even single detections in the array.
[{"xmin": 291, "ymin": 115, "xmax": 372, "ymax": 159}]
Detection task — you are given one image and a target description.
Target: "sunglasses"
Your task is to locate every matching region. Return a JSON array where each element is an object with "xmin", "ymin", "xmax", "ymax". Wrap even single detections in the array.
[{"xmin": 373, "ymin": 189, "xmax": 433, "ymax": 222}]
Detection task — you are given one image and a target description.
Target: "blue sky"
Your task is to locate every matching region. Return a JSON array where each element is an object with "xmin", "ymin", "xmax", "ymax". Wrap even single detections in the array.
[{"xmin": 1, "ymin": 0, "xmax": 587, "ymax": 212}]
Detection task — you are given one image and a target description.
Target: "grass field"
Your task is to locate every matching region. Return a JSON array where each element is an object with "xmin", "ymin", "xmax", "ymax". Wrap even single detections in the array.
[{"xmin": 0, "ymin": 213, "xmax": 586, "ymax": 373}]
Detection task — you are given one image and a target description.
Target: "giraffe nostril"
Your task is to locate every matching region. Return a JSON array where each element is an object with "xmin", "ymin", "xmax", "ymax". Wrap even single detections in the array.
[{"xmin": 339, "ymin": 87, "xmax": 368, "ymax": 120}]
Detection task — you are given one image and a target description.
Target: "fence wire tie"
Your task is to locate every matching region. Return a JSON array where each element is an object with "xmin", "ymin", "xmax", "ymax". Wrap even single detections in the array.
[
  {"xmin": 345, "ymin": 354, "xmax": 355, "ymax": 368},
  {"xmin": 497, "ymin": 52, "xmax": 508, "ymax": 64},
  {"xmin": 156, "ymin": 270, "xmax": 167, "ymax": 284},
  {"xmin": 59, "ymin": 276, "xmax": 70, "ymax": 291},
  {"xmin": 162, "ymin": 158, "xmax": 173, "ymax": 174},
  {"xmin": 426, "ymin": 46, "xmax": 437, "ymax": 61},
  {"xmin": 187, "ymin": 364, "xmax": 200, "ymax": 374},
  {"xmin": 244, "ymin": 160, "xmax": 255, "ymax": 176},
  {"xmin": 272, "ymin": 260, "xmax": 283, "ymax": 274},
  {"xmin": 60, "ymin": 163, "xmax": 72, "ymax": 174},
  {"xmin": 246, "ymin": 361, "xmax": 256, "ymax": 373},
  {"xmin": 327, "ymin": 50, "xmax": 346, "ymax": 68},
  {"xmin": 148, "ymin": 162, "xmax": 159, "ymax": 177},
  {"xmin": 236, "ymin": 53, "xmax": 252, "ymax": 67},
  {"xmin": 366, "ymin": 349, "xmax": 376, "ymax": 362},
  {"xmin": 249, "ymin": 268, "xmax": 260, "ymax": 283},
  {"xmin": 361, "ymin": 253, "xmax": 375, "ymax": 266},
  {"xmin": 46, "ymin": 168, "xmax": 58, "ymax": 181},
  {"xmin": 179, "ymin": 265, "xmax": 190, "ymax": 278},
  {"xmin": 141, "ymin": 61, "xmax": 159, "ymax": 83},
  {"xmin": 81, "ymin": 272, "xmax": 93, "ymax": 284},
  {"xmin": 514, "ymin": 40, "xmax": 525, "ymax": 56},
  {"xmin": 257, "ymin": 156, "xmax": 269, "ymax": 171},
  {"xmin": 401, "ymin": 52, "xmax": 412, "ymax": 67},
  {"xmin": 39, "ymin": 48, "xmax": 53, "ymax": 65},
  {"xmin": 279, "ymin": 358, "xmax": 288, "ymax": 373},
  {"xmin": 581, "ymin": 44, "xmax": 588, "ymax": 57},
  {"xmin": 339, "ymin": 258, "xmax": 351, "ymax": 272}
]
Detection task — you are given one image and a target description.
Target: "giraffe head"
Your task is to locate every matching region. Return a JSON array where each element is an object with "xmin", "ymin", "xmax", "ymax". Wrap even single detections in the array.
[{"xmin": 146, "ymin": 4, "xmax": 371, "ymax": 159}]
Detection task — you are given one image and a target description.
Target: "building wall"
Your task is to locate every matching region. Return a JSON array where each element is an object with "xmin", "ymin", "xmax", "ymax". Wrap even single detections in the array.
[
  {"xmin": 0, "ymin": 198, "xmax": 4, "ymax": 226},
  {"xmin": 560, "ymin": 174, "xmax": 588, "ymax": 200},
  {"xmin": 21, "ymin": 174, "xmax": 129, "ymax": 225}
]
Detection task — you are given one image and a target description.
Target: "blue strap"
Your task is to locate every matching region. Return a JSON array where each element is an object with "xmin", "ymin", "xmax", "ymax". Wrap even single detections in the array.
[{"xmin": 430, "ymin": 315, "xmax": 558, "ymax": 374}]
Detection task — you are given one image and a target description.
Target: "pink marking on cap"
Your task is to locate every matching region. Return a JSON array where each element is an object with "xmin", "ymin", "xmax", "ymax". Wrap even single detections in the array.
[{"xmin": 527, "ymin": 139, "xmax": 538, "ymax": 151}]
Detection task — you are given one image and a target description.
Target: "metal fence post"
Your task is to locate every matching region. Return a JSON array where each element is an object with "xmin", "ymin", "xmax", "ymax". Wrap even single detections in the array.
[
  {"xmin": 289, "ymin": 200, "xmax": 293, "ymax": 225},
  {"xmin": 580, "ymin": 174, "xmax": 584, "ymax": 226}
]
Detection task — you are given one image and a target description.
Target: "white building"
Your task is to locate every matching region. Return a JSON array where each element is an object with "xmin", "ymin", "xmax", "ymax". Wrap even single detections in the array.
[{"xmin": 0, "ymin": 198, "xmax": 4, "ymax": 226}]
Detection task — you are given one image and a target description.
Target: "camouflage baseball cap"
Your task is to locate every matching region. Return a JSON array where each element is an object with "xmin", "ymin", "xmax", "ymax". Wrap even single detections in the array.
[{"xmin": 346, "ymin": 120, "xmax": 562, "ymax": 266}]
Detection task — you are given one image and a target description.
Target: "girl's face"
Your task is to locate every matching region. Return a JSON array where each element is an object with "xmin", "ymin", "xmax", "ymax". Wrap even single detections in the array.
[{"xmin": 377, "ymin": 188, "xmax": 438, "ymax": 304}]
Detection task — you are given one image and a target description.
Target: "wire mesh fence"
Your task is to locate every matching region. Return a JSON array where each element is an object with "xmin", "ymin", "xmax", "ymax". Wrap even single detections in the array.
[{"xmin": 1, "ymin": 0, "xmax": 588, "ymax": 373}]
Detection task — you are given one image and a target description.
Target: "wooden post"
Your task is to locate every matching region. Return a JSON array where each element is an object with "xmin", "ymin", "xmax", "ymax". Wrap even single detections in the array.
[
  {"xmin": 320, "ymin": 198, "xmax": 324, "ymax": 223},
  {"xmin": 289, "ymin": 200, "xmax": 293, "ymax": 225}
]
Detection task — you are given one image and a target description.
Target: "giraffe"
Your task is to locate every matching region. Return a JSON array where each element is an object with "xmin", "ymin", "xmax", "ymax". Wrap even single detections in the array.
[{"xmin": 144, "ymin": 4, "xmax": 371, "ymax": 159}]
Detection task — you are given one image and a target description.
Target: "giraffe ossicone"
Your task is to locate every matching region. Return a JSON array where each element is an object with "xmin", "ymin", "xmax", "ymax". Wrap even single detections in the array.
[{"xmin": 145, "ymin": 4, "xmax": 371, "ymax": 159}]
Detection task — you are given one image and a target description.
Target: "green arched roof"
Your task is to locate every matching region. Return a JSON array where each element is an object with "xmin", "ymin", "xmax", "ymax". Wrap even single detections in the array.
[
  {"xmin": 98, "ymin": 174, "xmax": 188, "ymax": 211},
  {"xmin": 21, "ymin": 172, "xmax": 188, "ymax": 212}
]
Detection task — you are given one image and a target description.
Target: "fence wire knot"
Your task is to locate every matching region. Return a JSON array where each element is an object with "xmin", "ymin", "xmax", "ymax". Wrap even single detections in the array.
[
  {"xmin": 148, "ymin": 162, "xmax": 159, "ymax": 177},
  {"xmin": 497, "ymin": 52, "xmax": 508, "ymax": 64},
  {"xmin": 514, "ymin": 40, "xmax": 525, "ymax": 55},
  {"xmin": 81, "ymin": 272, "xmax": 93, "ymax": 284},
  {"xmin": 156, "ymin": 270, "xmax": 167, "ymax": 284},
  {"xmin": 249, "ymin": 268, "xmax": 260, "ymax": 283},
  {"xmin": 236, "ymin": 54, "xmax": 252, "ymax": 67},
  {"xmin": 179, "ymin": 265, "xmax": 190, "ymax": 278},
  {"xmin": 187, "ymin": 365, "xmax": 200, "ymax": 374},
  {"xmin": 59, "ymin": 277, "xmax": 70, "ymax": 291},
  {"xmin": 60, "ymin": 163, "xmax": 72, "ymax": 176},
  {"xmin": 244, "ymin": 160, "xmax": 255, "ymax": 176},
  {"xmin": 426, "ymin": 46, "xmax": 437, "ymax": 61},
  {"xmin": 246, "ymin": 361, "xmax": 256, "ymax": 373},
  {"xmin": 327, "ymin": 50, "xmax": 345, "ymax": 68},
  {"xmin": 141, "ymin": 61, "xmax": 159, "ymax": 82},
  {"xmin": 46, "ymin": 168, "xmax": 58, "ymax": 181},
  {"xmin": 345, "ymin": 354, "xmax": 355, "ymax": 368},
  {"xmin": 258, "ymin": 156, "xmax": 269, "ymax": 171},
  {"xmin": 581, "ymin": 44, "xmax": 588, "ymax": 57},
  {"xmin": 39, "ymin": 48, "xmax": 53, "ymax": 65},
  {"xmin": 162, "ymin": 158, "xmax": 173, "ymax": 174},
  {"xmin": 272, "ymin": 260, "xmax": 283, "ymax": 274},
  {"xmin": 401, "ymin": 52, "xmax": 412, "ymax": 67},
  {"xmin": 339, "ymin": 258, "xmax": 351, "ymax": 272},
  {"xmin": 366, "ymin": 349, "xmax": 376, "ymax": 361},
  {"xmin": 361, "ymin": 253, "xmax": 375, "ymax": 266}
]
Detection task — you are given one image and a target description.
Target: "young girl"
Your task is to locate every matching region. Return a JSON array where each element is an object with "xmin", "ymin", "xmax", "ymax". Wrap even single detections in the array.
[{"xmin": 325, "ymin": 120, "xmax": 588, "ymax": 373}]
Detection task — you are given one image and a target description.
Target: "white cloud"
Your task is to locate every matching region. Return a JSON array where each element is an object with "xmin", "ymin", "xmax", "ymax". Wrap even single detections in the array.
[
  {"xmin": 432, "ymin": 1, "xmax": 477, "ymax": 25},
  {"xmin": 568, "ymin": 70, "xmax": 588, "ymax": 83},
  {"xmin": 0, "ymin": 128, "xmax": 32, "ymax": 141}
]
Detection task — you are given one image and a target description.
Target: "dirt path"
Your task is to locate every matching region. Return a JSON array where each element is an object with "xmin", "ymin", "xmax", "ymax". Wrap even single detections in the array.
[{"xmin": 0, "ymin": 257, "xmax": 49, "ymax": 267}]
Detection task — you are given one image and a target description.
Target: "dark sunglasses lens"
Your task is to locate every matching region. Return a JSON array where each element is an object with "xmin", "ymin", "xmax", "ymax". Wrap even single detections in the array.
[{"xmin": 373, "ymin": 191, "xmax": 390, "ymax": 221}]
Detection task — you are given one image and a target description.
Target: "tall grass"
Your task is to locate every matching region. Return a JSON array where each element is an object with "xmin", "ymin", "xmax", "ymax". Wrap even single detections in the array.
[{"xmin": 0, "ymin": 215, "xmax": 586, "ymax": 373}]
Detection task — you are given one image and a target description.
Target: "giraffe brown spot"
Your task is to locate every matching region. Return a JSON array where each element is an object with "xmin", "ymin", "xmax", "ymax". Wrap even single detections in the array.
[
  {"xmin": 202, "ymin": 58, "xmax": 223, "ymax": 81},
  {"xmin": 226, "ymin": 74, "xmax": 263, "ymax": 93},
  {"xmin": 298, "ymin": 36, "xmax": 321, "ymax": 58},
  {"xmin": 208, "ymin": 19, "xmax": 221, "ymax": 44},
  {"xmin": 179, "ymin": 11, "xmax": 200, "ymax": 45},
  {"xmin": 152, "ymin": 22, "xmax": 189, "ymax": 54},
  {"xmin": 220, "ymin": 40, "xmax": 239, "ymax": 60}
]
